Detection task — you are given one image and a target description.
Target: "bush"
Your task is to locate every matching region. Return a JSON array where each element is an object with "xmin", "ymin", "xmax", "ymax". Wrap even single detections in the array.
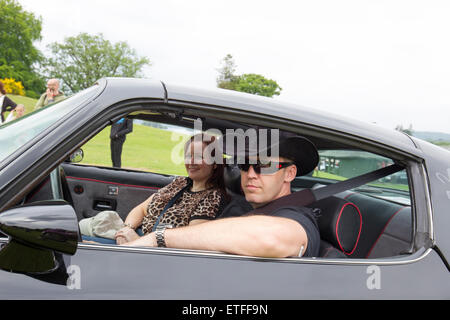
[
  {"xmin": 0, "ymin": 78, "xmax": 25, "ymax": 96},
  {"xmin": 24, "ymin": 90, "xmax": 39, "ymax": 99}
]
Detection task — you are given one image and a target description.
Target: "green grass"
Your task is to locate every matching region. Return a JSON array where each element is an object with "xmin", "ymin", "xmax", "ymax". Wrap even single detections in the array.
[
  {"xmin": 0, "ymin": 94, "xmax": 37, "ymax": 122},
  {"xmin": 432, "ymin": 141, "xmax": 450, "ymax": 148},
  {"xmin": 312, "ymin": 170, "xmax": 346, "ymax": 180},
  {"xmin": 4, "ymin": 94, "xmax": 189, "ymax": 174},
  {"xmin": 313, "ymin": 169, "xmax": 409, "ymax": 191},
  {"xmin": 8, "ymin": 94, "xmax": 38, "ymax": 114},
  {"xmin": 81, "ymin": 124, "xmax": 190, "ymax": 175}
]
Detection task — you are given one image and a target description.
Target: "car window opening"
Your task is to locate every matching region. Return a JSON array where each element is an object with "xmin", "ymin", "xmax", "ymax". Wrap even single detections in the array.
[{"xmin": 8, "ymin": 108, "xmax": 415, "ymax": 261}]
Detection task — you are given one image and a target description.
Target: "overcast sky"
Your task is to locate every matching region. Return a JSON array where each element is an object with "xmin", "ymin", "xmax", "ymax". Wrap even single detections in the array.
[{"xmin": 19, "ymin": 0, "xmax": 450, "ymax": 134}]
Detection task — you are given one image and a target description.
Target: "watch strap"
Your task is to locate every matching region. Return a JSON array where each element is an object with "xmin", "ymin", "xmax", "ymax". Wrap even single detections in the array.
[{"xmin": 155, "ymin": 224, "xmax": 173, "ymax": 247}]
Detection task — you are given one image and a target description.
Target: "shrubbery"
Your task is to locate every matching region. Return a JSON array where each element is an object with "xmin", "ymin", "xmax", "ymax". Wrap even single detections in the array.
[
  {"xmin": 0, "ymin": 0, "xmax": 44, "ymax": 99},
  {"xmin": 0, "ymin": 78, "xmax": 25, "ymax": 96}
]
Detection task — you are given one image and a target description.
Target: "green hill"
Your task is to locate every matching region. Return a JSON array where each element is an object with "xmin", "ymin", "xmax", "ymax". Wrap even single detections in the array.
[{"xmin": 412, "ymin": 131, "xmax": 450, "ymax": 143}]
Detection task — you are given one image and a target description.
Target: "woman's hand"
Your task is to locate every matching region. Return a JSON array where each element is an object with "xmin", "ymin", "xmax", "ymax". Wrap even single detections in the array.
[{"xmin": 115, "ymin": 227, "xmax": 140, "ymax": 245}]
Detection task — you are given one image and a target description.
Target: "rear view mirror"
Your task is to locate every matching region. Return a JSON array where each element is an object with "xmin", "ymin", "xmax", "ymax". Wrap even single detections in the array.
[
  {"xmin": 0, "ymin": 201, "xmax": 79, "ymax": 274},
  {"xmin": 69, "ymin": 148, "xmax": 84, "ymax": 163}
]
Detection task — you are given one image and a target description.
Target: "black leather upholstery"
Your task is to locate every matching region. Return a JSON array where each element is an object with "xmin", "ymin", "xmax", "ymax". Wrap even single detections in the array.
[
  {"xmin": 223, "ymin": 166, "xmax": 412, "ymax": 259},
  {"xmin": 366, "ymin": 206, "xmax": 412, "ymax": 258},
  {"xmin": 223, "ymin": 164, "xmax": 243, "ymax": 196},
  {"xmin": 309, "ymin": 197, "xmax": 362, "ymax": 257},
  {"xmin": 319, "ymin": 240, "xmax": 348, "ymax": 258},
  {"xmin": 339, "ymin": 192, "xmax": 412, "ymax": 258}
]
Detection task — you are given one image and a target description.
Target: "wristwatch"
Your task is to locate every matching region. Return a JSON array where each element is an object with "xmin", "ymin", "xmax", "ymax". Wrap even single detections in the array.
[{"xmin": 155, "ymin": 224, "xmax": 173, "ymax": 247}]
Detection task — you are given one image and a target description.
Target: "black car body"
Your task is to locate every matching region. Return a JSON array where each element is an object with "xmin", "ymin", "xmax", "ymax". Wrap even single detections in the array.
[{"xmin": 0, "ymin": 78, "xmax": 449, "ymax": 299}]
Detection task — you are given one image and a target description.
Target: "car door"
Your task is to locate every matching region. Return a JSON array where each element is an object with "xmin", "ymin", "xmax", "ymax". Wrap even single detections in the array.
[
  {"xmin": 62, "ymin": 162, "xmax": 172, "ymax": 221},
  {"xmin": 0, "ymin": 237, "xmax": 447, "ymax": 299},
  {"xmin": 1, "ymin": 152, "xmax": 447, "ymax": 299},
  {"xmin": 1, "ymin": 81, "xmax": 448, "ymax": 299},
  {"xmin": 63, "ymin": 156, "xmax": 447, "ymax": 299}
]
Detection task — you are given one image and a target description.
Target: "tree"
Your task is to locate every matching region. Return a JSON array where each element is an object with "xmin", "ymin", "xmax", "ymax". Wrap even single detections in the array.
[
  {"xmin": 235, "ymin": 73, "xmax": 282, "ymax": 97},
  {"xmin": 0, "ymin": 0, "xmax": 45, "ymax": 97},
  {"xmin": 216, "ymin": 54, "xmax": 239, "ymax": 90},
  {"xmin": 216, "ymin": 54, "xmax": 282, "ymax": 97},
  {"xmin": 43, "ymin": 33, "xmax": 151, "ymax": 93}
]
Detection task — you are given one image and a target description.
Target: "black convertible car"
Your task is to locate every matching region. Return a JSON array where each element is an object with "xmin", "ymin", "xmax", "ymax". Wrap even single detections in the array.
[{"xmin": 0, "ymin": 78, "xmax": 449, "ymax": 299}]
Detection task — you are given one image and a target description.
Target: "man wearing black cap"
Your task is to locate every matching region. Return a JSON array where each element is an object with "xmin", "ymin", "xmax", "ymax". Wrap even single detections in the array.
[{"xmin": 123, "ymin": 130, "xmax": 320, "ymax": 258}]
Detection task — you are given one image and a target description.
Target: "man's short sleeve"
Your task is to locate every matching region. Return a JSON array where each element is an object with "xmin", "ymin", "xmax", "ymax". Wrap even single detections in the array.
[
  {"xmin": 269, "ymin": 206, "xmax": 320, "ymax": 257},
  {"xmin": 217, "ymin": 195, "xmax": 253, "ymax": 219}
]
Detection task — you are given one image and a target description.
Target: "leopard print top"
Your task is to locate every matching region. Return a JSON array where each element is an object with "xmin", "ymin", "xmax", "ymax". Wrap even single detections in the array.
[{"xmin": 141, "ymin": 177, "xmax": 226, "ymax": 235}]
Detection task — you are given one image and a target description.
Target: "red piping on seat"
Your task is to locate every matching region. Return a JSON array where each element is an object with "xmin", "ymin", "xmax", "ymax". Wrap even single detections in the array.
[
  {"xmin": 335, "ymin": 202, "xmax": 362, "ymax": 256},
  {"xmin": 66, "ymin": 176, "xmax": 160, "ymax": 190},
  {"xmin": 365, "ymin": 206, "xmax": 406, "ymax": 258}
]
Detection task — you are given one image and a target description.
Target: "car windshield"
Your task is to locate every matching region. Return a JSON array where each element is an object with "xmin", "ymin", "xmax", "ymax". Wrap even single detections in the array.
[{"xmin": 0, "ymin": 86, "xmax": 99, "ymax": 164}]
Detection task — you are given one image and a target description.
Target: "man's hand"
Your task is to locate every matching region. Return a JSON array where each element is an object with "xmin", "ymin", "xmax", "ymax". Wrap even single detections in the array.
[{"xmin": 46, "ymin": 88, "xmax": 56, "ymax": 100}]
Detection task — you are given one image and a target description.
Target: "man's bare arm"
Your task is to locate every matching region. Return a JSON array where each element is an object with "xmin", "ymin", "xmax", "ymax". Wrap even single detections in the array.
[{"xmin": 124, "ymin": 215, "xmax": 308, "ymax": 258}]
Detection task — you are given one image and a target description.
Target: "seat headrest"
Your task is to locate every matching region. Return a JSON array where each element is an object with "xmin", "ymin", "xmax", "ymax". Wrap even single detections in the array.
[
  {"xmin": 310, "ymin": 196, "xmax": 362, "ymax": 256},
  {"xmin": 223, "ymin": 164, "xmax": 243, "ymax": 196}
]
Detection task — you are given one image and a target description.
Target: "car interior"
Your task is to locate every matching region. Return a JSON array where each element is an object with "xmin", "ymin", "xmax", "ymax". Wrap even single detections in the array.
[{"xmin": 4, "ymin": 108, "xmax": 413, "ymax": 260}]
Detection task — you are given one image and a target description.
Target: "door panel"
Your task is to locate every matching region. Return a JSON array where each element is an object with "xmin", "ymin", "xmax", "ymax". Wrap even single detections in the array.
[
  {"xmin": 61, "ymin": 163, "xmax": 174, "ymax": 220},
  {"xmin": 0, "ymin": 244, "xmax": 448, "ymax": 299}
]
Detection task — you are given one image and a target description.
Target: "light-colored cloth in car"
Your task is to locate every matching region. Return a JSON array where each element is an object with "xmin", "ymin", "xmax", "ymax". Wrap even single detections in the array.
[{"xmin": 79, "ymin": 211, "xmax": 124, "ymax": 239}]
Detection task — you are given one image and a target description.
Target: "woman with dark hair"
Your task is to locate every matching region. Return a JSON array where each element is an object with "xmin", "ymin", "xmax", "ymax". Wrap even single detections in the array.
[
  {"xmin": 85, "ymin": 133, "xmax": 228, "ymax": 245},
  {"xmin": 0, "ymin": 81, "xmax": 17, "ymax": 124}
]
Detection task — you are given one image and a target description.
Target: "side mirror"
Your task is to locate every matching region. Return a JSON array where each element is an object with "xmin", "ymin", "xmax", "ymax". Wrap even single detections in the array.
[
  {"xmin": 0, "ymin": 201, "xmax": 79, "ymax": 274},
  {"xmin": 69, "ymin": 148, "xmax": 84, "ymax": 163}
]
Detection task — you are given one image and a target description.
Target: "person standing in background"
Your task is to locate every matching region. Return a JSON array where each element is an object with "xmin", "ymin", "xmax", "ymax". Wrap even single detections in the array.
[
  {"xmin": 5, "ymin": 104, "xmax": 25, "ymax": 123},
  {"xmin": 110, "ymin": 118, "xmax": 133, "ymax": 168},
  {"xmin": 0, "ymin": 80, "xmax": 17, "ymax": 124},
  {"xmin": 34, "ymin": 79, "xmax": 66, "ymax": 110}
]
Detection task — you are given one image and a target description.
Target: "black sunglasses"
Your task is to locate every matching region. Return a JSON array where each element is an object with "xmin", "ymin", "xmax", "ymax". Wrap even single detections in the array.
[{"xmin": 237, "ymin": 160, "xmax": 294, "ymax": 175}]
